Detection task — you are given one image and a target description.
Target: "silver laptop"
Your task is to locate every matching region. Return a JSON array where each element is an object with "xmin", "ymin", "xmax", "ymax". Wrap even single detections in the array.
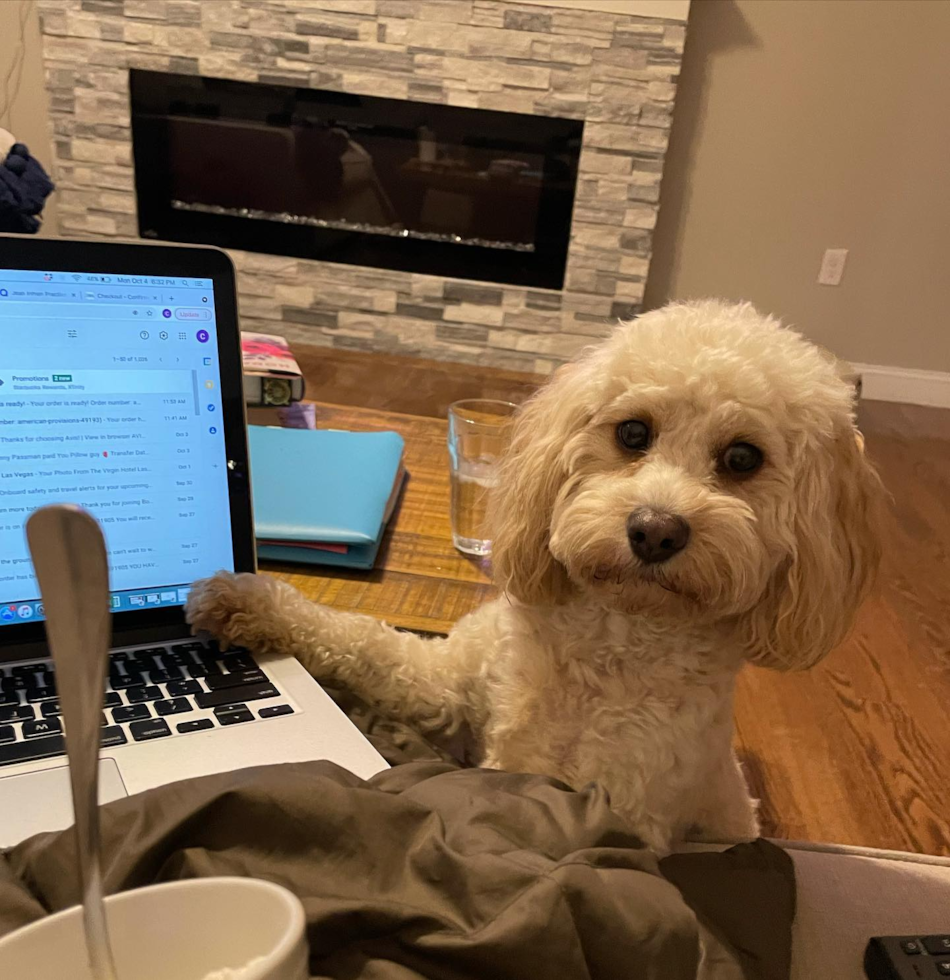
[{"xmin": 0, "ymin": 236, "xmax": 387, "ymax": 846}]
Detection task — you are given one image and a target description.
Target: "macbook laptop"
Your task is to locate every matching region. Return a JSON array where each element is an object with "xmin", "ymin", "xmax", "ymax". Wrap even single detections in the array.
[{"xmin": 0, "ymin": 236, "xmax": 387, "ymax": 846}]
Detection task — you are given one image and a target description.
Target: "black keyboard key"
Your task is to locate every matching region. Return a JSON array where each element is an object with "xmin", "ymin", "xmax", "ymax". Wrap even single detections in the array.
[
  {"xmin": 259, "ymin": 704, "xmax": 294, "ymax": 719},
  {"xmin": 195, "ymin": 682, "xmax": 279, "ymax": 710},
  {"xmin": 171, "ymin": 641, "xmax": 207, "ymax": 655},
  {"xmin": 23, "ymin": 718, "xmax": 62, "ymax": 739},
  {"xmin": 166, "ymin": 679, "xmax": 201, "ymax": 697},
  {"xmin": 25, "ymin": 683, "xmax": 57, "ymax": 699},
  {"xmin": 12, "ymin": 663, "xmax": 45, "ymax": 675},
  {"xmin": 205, "ymin": 669, "xmax": 266, "ymax": 691},
  {"xmin": 100, "ymin": 726, "xmax": 128, "ymax": 748},
  {"xmin": 110, "ymin": 672, "xmax": 145, "ymax": 690},
  {"xmin": 23, "ymin": 682, "xmax": 53, "ymax": 699},
  {"xmin": 0, "ymin": 689, "xmax": 21, "ymax": 707},
  {"xmin": 185, "ymin": 663, "xmax": 220, "ymax": 679},
  {"xmin": 110, "ymin": 651, "xmax": 131, "ymax": 663},
  {"xmin": 0, "ymin": 733, "xmax": 65, "ymax": 767},
  {"xmin": 222, "ymin": 653, "xmax": 256, "ymax": 672},
  {"xmin": 103, "ymin": 692, "xmax": 123, "ymax": 708},
  {"xmin": 1, "ymin": 676, "xmax": 27, "ymax": 694},
  {"xmin": 127, "ymin": 685, "xmax": 163, "ymax": 704},
  {"xmin": 41, "ymin": 700, "xmax": 61, "ymax": 717},
  {"xmin": 129, "ymin": 718, "xmax": 171, "ymax": 742},
  {"xmin": 924, "ymin": 937, "xmax": 950, "ymax": 956},
  {"xmin": 147, "ymin": 667, "xmax": 184, "ymax": 684},
  {"xmin": 130, "ymin": 649, "xmax": 163, "ymax": 669},
  {"xmin": 196, "ymin": 645, "xmax": 224, "ymax": 663},
  {"xmin": 0, "ymin": 725, "xmax": 14, "ymax": 744},
  {"xmin": 160, "ymin": 651, "xmax": 194, "ymax": 668},
  {"xmin": 177, "ymin": 718, "xmax": 214, "ymax": 734},
  {"xmin": 112, "ymin": 704, "xmax": 151, "ymax": 724},
  {"xmin": 154, "ymin": 698, "xmax": 192, "ymax": 717},
  {"xmin": 0, "ymin": 704, "xmax": 34, "ymax": 724},
  {"xmin": 26, "ymin": 684, "xmax": 58, "ymax": 703},
  {"xmin": 215, "ymin": 705, "xmax": 253, "ymax": 725}
]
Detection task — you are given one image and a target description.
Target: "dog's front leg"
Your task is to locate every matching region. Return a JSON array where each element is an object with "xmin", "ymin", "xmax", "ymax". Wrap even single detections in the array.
[
  {"xmin": 688, "ymin": 749, "xmax": 761, "ymax": 844},
  {"xmin": 187, "ymin": 571, "xmax": 485, "ymax": 733}
]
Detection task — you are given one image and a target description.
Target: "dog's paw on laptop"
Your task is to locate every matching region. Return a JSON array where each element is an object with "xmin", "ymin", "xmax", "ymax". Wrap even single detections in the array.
[
  {"xmin": 186, "ymin": 571, "xmax": 294, "ymax": 655},
  {"xmin": 186, "ymin": 571, "xmax": 373, "ymax": 689}
]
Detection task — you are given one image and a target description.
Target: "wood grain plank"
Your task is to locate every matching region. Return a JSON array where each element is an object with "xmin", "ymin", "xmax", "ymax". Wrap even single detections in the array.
[
  {"xmin": 266, "ymin": 564, "xmax": 490, "ymax": 635},
  {"xmin": 294, "ymin": 345, "xmax": 542, "ymax": 418}
]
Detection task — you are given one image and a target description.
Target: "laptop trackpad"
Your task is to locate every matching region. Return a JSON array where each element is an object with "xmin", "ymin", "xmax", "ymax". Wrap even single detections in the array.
[{"xmin": 0, "ymin": 759, "xmax": 128, "ymax": 848}]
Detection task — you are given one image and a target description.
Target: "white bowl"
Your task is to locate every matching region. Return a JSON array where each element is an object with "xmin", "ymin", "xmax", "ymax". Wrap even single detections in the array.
[{"xmin": 0, "ymin": 877, "xmax": 308, "ymax": 980}]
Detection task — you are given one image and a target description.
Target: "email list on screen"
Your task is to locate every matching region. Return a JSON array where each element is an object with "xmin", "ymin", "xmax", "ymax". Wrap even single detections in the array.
[{"xmin": 0, "ymin": 269, "xmax": 234, "ymax": 627}]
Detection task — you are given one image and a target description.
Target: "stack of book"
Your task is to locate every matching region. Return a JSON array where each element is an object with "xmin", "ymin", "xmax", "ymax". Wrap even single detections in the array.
[
  {"xmin": 248, "ymin": 425, "xmax": 405, "ymax": 570},
  {"xmin": 242, "ymin": 331, "xmax": 316, "ymax": 429},
  {"xmin": 242, "ymin": 331, "xmax": 305, "ymax": 407}
]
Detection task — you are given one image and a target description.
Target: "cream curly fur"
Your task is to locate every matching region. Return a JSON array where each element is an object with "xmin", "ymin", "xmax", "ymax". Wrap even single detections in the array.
[{"xmin": 187, "ymin": 300, "xmax": 883, "ymax": 854}]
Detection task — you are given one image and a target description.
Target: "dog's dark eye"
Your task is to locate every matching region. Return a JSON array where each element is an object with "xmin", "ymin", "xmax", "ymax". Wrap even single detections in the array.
[
  {"xmin": 722, "ymin": 442, "xmax": 764, "ymax": 476},
  {"xmin": 617, "ymin": 419, "xmax": 651, "ymax": 452}
]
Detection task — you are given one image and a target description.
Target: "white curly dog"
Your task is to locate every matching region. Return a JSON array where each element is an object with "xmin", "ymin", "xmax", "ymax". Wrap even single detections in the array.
[{"xmin": 187, "ymin": 300, "xmax": 883, "ymax": 853}]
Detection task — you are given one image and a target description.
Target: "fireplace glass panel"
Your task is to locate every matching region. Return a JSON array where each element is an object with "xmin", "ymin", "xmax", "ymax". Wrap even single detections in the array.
[{"xmin": 130, "ymin": 70, "xmax": 584, "ymax": 289}]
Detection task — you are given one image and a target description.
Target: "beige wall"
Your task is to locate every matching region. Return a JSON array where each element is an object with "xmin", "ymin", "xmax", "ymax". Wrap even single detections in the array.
[
  {"xmin": 0, "ymin": 0, "xmax": 57, "ymax": 232},
  {"xmin": 510, "ymin": 0, "xmax": 690, "ymax": 20},
  {"xmin": 646, "ymin": 0, "xmax": 950, "ymax": 372}
]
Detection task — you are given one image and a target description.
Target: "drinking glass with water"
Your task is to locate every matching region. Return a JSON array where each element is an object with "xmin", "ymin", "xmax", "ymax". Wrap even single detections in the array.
[{"xmin": 447, "ymin": 400, "xmax": 518, "ymax": 556}]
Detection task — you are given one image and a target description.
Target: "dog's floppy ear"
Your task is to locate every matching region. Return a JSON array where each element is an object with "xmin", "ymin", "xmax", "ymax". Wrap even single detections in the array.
[
  {"xmin": 490, "ymin": 372, "xmax": 586, "ymax": 605},
  {"xmin": 743, "ymin": 422, "xmax": 884, "ymax": 670}
]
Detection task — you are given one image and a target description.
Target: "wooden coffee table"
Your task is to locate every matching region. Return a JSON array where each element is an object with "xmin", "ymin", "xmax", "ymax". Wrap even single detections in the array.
[{"xmin": 261, "ymin": 401, "xmax": 494, "ymax": 635}]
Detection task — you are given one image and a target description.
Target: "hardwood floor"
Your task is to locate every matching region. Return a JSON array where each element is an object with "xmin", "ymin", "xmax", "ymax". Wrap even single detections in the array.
[
  {"xmin": 736, "ymin": 400, "xmax": 950, "ymax": 854},
  {"xmin": 298, "ymin": 346, "xmax": 950, "ymax": 853}
]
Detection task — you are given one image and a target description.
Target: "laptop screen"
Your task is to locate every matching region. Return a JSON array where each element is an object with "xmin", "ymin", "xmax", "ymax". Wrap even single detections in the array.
[{"xmin": 0, "ymin": 267, "xmax": 235, "ymax": 628}]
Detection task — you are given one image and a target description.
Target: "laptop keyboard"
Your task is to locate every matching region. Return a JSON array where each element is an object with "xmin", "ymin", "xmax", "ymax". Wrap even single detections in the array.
[{"xmin": 0, "ymin": 639, "xmax": 297, "ymax": 768}]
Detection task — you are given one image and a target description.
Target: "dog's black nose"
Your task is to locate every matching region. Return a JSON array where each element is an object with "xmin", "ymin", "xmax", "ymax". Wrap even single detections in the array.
[{"xmin": 626, "ymin": 508, "xmax": 691, "ymax": 564}]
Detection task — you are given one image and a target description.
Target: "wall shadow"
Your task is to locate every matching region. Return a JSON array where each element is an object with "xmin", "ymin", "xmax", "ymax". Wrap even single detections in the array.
[{"xmin": 644, "ymin": 0, "xmax": 761, "ymax": 310}]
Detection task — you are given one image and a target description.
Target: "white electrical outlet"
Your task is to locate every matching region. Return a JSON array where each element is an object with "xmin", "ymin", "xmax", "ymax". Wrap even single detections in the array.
[{"xmin": 818, "ymin": 248, "xmax": 848, "ymax": 286}]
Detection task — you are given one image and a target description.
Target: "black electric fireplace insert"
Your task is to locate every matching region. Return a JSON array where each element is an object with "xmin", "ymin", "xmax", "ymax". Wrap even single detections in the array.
[{"xmin": 130, "ymin": 70, "xmax": 584, "ymax": 289}]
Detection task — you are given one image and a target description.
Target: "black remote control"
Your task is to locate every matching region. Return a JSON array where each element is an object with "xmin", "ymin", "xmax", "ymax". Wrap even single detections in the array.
[{"xmin": 865, "ymin": 935, "xmax": 950, "ymax": 978}]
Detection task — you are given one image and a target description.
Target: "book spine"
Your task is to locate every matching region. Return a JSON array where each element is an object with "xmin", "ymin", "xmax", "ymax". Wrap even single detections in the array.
[{"xmin": 243, "ymin": 375, "xmax": 304, "ymax": 406}]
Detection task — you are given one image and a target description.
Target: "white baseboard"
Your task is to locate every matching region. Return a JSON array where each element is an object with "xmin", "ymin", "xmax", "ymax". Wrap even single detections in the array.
[{"xmin": 850, "ymin": 362, "xmax": 950, "ymax": 408}]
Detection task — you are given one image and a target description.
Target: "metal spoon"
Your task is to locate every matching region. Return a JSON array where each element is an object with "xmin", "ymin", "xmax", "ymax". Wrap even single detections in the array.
[{"xmin": 27, "ymin": 504, "xmax": 118, "ymax": 980}]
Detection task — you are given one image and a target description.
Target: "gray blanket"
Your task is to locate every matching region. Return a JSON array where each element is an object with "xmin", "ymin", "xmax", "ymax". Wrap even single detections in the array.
[{"xmin": 0, "ymin": 751, "xmax": 793, "ymax": 980}]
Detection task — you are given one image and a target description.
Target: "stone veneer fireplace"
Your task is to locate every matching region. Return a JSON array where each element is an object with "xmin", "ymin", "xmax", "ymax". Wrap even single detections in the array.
[
  {"xmin": 39, "ymin": 0, "xmax": 686, "ymax": 373},
  {"xmin": 129, "ymin": 68, "xmax": 584, "ymax": 289}
]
